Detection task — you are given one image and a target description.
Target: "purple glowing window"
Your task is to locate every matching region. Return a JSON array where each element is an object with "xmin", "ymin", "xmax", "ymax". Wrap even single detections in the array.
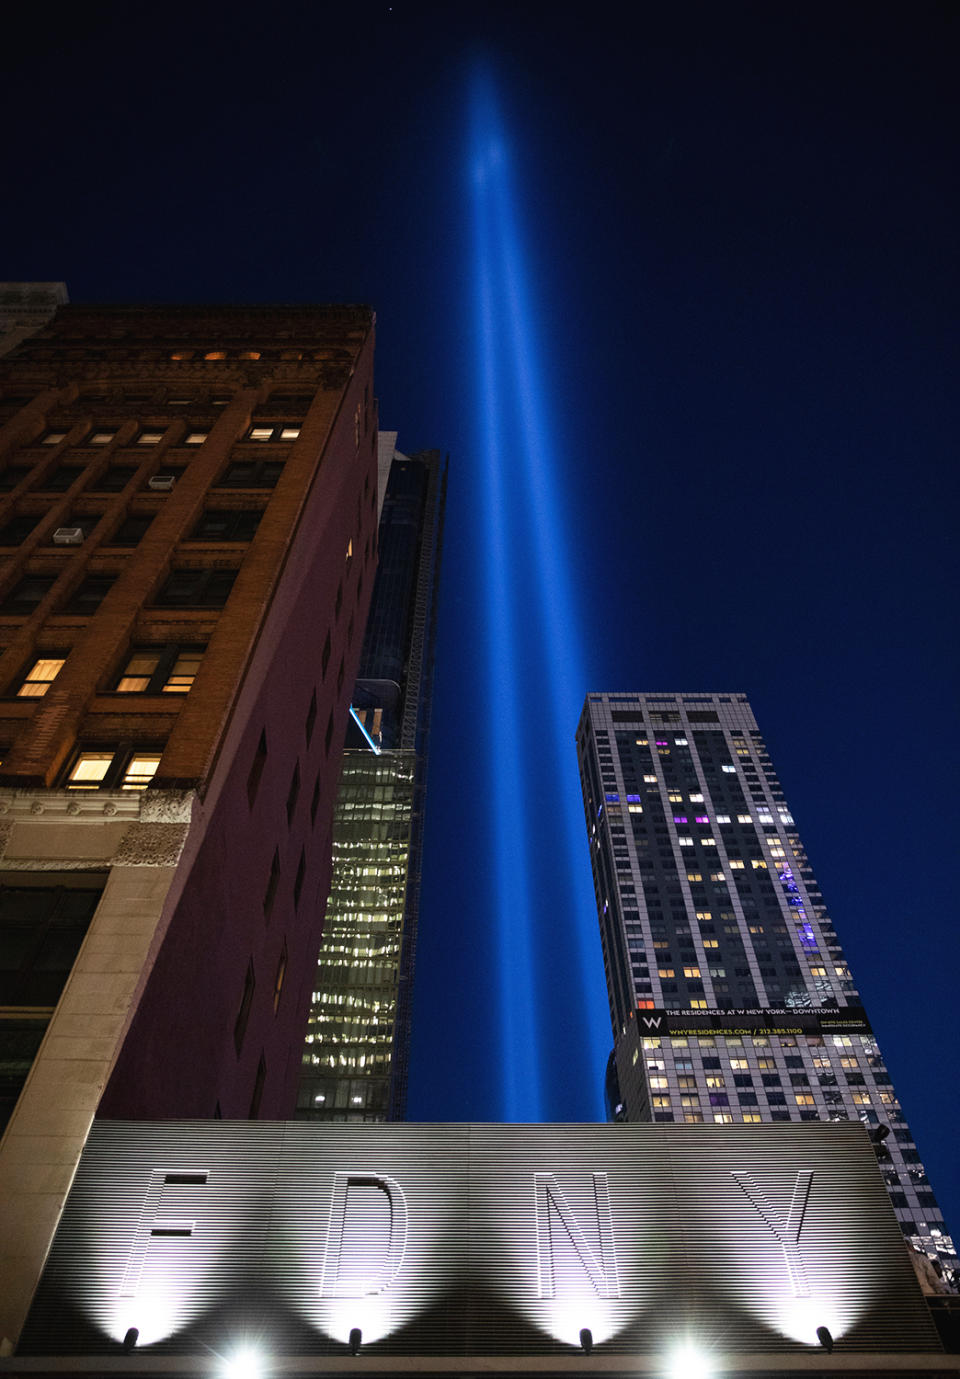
[
  {"xmin": 655, "ymin": 739, "xmax": 668, "ymax": 746},
  {"xmin": 605, "ymin": 793, "xmax": 620, "ymax": 803},
  {"xmin": 674, "ymin": 816, "xmax": 687, "ymax": 824},
  {"xmin": 695, "ymin": 815, "xmax": 709, "ymax": 823},
  {"xmin": 626, "ymin": 794, "xmax": 641, "ymax": 803}
]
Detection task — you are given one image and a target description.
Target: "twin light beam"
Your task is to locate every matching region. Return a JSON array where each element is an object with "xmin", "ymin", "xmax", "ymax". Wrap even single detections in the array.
[{"xmin": 470, "ymin": 75, "xmax": 610, "ymax": 1120}]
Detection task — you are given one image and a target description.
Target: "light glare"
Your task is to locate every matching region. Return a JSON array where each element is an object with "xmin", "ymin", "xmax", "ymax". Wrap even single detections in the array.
[
  {"xmin": 223, "ymin": 1347, "xmax": 263, "ymax": 1379},
  {"xmin": 667, "ymin": 1344, "xmax": 713, "ymax": 1379}
]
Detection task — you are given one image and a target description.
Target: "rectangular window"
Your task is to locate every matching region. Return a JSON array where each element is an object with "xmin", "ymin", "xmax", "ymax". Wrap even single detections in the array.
[
  {"xmin": 16, "ymin": 655, "xmax": 66, "ymax": 697},
  {"xmin": 64, "ymin": 748, "xmax": 160, "ymax": 790},
  {"xmin": 105, "ymin": 514, "xmax": 153, "ymax": 546},
  {"xmin": 0, "ymin": 515, "xmax": 39, "ymax": 546},
  {"xmin": 114, "ymin": 645, "xmax": 204, "ymax": 694},
  {"xmin": 3, "ymin": 576, "xmax": 56, "ymax": 615},
  {"xmin": 136, "ymin": 430, "xmax": 164, "ymax": 446},
  {"xmin": 191, "ymin": 509, "xmax": 262, "ymax": 541},
  {"xmin": 65, "ymin": 751, "xmax": 114, "ymax": 789},
  {"xmin": 184, "ymin": 431, "xmax": 209, "ymax": 446},
  {"xmin": 121, "ymin": 754, "xmax": 161, "ymax": 790},
  {"xmin": 0, "ymin": 874, "xmax": 106, "ymax": 1008},
  {"xmin": 216, "ymin": 459, "xmax": 284, "ymax": 489},
  {"xmin": 153, "ymin": 569, "xmax": 236, "ymax": 608},
  {"xmin": 91, "ymin": 465, "xmax": 138, "ymax": 492},
  {"xmin": 64, "ymin": 576, "xmax": 115, "ymax": 615},
  {"xmin": 87, "ymin": 431, "xmax": 116, "ymax": 446},
  {"xmin": 41, "ymin": 465, "xmax": 86, "ymax": 492}
]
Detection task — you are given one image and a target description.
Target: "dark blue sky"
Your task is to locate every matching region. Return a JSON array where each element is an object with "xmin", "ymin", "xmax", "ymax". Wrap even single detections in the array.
[{"xmin": 3, "ymin": 1, "xmax": 958, "ymax": 1230}]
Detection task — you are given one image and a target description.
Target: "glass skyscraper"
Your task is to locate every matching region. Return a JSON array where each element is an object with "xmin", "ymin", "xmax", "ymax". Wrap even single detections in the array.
[
  {"xmin": 297, "ymin": 444, "xmax": 446, "ymax": 1121},
  {"xmin": 577, "ymin": 691, "xmax": 954, "ymax": 1276}
]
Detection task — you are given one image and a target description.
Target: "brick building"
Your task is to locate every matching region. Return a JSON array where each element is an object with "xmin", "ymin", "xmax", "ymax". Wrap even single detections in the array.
[{"xmin": 0, "ymin": 303, "xmax": 378, "ymax": 1346}]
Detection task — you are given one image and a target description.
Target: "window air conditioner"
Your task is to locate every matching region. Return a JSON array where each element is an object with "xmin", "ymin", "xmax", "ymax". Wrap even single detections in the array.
[
  {"xmin": 148, "ymin": 475, "xmax": 175, "ymax": 491},
  {"xmin": 53, "ymin": 527, "xmax": 84, "ymax": 545}
]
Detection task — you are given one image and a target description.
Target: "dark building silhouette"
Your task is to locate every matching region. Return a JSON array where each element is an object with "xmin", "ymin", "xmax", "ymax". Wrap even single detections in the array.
[
  {"xmin": 298, "ymin": 438, "xmax": 446, "ymax": 1121},
  {"xmin": 0, "ymin": 301, "xmax": 377, "ymax": 1346}
]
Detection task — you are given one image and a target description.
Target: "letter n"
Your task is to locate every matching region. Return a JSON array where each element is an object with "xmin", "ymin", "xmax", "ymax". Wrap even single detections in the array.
[{"xmin": 534, "ymin": 1173, "xmax": 620, "ymax": 1298}]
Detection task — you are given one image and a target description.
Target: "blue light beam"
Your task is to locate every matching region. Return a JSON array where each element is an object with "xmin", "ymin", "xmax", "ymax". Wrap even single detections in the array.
[{"xmin": 470, "ymin": 73, "xmax": 609, "ymax": 1119}]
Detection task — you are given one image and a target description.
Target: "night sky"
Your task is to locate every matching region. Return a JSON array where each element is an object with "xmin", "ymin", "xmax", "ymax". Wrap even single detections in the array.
[{"xmin": 4, "ymin": 2, "xmax": 958, "ymax": 1230}]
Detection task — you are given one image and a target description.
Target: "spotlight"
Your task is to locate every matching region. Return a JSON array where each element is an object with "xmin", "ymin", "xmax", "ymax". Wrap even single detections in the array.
[
  {"xmin": 816, "ymin": 1326, "xmax": 834, "ymax": 1353},
  {"xmin": 667, "ymin": 1345, "xmax": 712, "ymax": 1379},
  {"xmin": 579, "ymin": 1328, "xmax": 593, "ymax": 1355},
  {"xmin": 348, "ymin": 1328, "xmax": 362, "ymax": 1357},
  {"xmin": 223, "ymin": 1347, "xmax": 263, "ymax": 1379},
  {"xmin": 121, "ymin": 1327, "xmax": 139, "ymax": 1354}
]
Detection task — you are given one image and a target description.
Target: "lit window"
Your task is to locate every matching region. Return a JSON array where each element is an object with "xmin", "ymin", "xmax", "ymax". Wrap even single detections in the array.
[
  {"xmin": 709, "ymin": 872, "xmax": 725, "ymax": 882},
  {"xmin": 184, "ymin": 431, "xmax": 209, "ymax": 445},
  {"xmin": 852, "ymin": 1092, "xmax": 872, "ymax": 1106},
  {"xmin": 795, "ymin": 1094, "xmax": 815, "ymax": 1106},
  {"xmin": 649, "ymin": 1076, "xmax": 668, "ymax": 1090},
  {"xmin": 703, "ymin": 939, "xmax": 719, "ymax": 949},
  {"xmin": 701, "ymin": 837, "xmax": 717, "ymax": 847},
  {"xmin": 737, "ymin": 813, "xmax": 752, "ymax": 823},
  {"xmin": 238, "ymin": 350, "xmax": 261, "ymax": 360},
  {"xmin": 668, "ymin": 792, "xmax": 683, "ymax": 803},
  {"xmin": 686, "ymin": 872, "xmax": 702, "ymax": 882},
  {"xmin": 652, "ymin": 1095, "xmax": 672, "ymax": 1109},
  {"xmin": 730, "ymin": 1058, "xmax": 748, "ymax": 1070},
  {"xmin": 66, "ymin": 752, "xmax": 114, "ymax": 788},
  {"xmin": 674, "ymin": 737, "xmax": 688, "ymax": 746},
  {"xmin": 41, "ymin": 431, "xmax": 67, "ymax": 445},
  {"xmin": 716, "ymin": 814, "xmax": 731, "ymax": 823},
  {"xmin": 658, "ymin": 967, "xmax": 675, "ymax": 978},
  {"xmin": 248, "ymin": 426, "xmax": 274, "ymax": 441},
  {"xmin": 742, "ymin": 1113, "xmax": 763, "ymax": 1123},
  {"xmin": 204, "ymin": 351, "xmax": 227, "ymax": 361},
  {"xmin": 137, "ymin": 430, "xmax": 164, "ymax": 445},
  {"xmin": 643, "ymin": 774, "xmax": 657, "ymax": 783},
  {"xmin": 751, "ymin": 859, "xmax": 767, "ymax": 869},
  {"xmin": 122, "ymin": 754, "xmax": 161, "ymax": 789},
  {"xmin": 683, "ymin": 966, "xmax": 701, "ymax": 978},
  {"xmin": 714, "ymin": 1112, "xmax": 733, "ymax": 1123},
  {"xmin": 678, "ymin": 837, "xmax": 693, "ymax": 846},
  {"xmin": 729, "ymin": 859, "xmax": 745, "ymax": 869},
  {"xmin": 689, "ymin": 793, "xmax": 704, "ymax": 803},
  {"xmin": 635, "ymin": 738, "xmax": 649, "ymax": 746},
  {"xmin": 721, "ymin": 764, "xmax": 736, "ymax": 773},
  {"xmin": 17, "ymin": 656, "xmax": 66, "ymax": 697},
  {"xmin": 87, "ymin": 431, "xmax": 116, "ymax": 446},
  {"xmin": 115, "ymin": 645, "xmax": 203, "ymax": 694},
  {"xmin": 280, "ymin": 426, "xmax": 300, "ymax": 441},
  {"xmin": 689, "ymin": 999, "xmax": 708, "ymax": 1009}
]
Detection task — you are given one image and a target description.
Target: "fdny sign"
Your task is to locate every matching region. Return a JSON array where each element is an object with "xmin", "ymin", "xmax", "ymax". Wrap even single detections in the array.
[{"xmin": 20, "ymin": 1121, "xmax": 937, "ymax": 1358}]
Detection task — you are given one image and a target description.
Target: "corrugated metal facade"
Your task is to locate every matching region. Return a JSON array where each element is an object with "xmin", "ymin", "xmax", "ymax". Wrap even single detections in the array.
[{"xmin": 20, "ymin": 1121, "xmax": 941, "ymax": 1358}]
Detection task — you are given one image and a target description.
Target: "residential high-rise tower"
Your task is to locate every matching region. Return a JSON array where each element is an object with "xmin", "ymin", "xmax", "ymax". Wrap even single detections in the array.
[
  {"xmin": 297, "ymin": 439, "xmax": 446, "ymax": 1121},
  {"xmin": 577, "ymin": 691, "xmax": 954, "ymax": 1275}
]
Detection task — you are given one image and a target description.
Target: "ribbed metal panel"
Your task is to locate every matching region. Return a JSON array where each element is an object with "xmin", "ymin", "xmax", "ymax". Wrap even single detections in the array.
[{"xmin": 19, "ymin": 1121, "xmax": 941, "ymax": 1358}]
